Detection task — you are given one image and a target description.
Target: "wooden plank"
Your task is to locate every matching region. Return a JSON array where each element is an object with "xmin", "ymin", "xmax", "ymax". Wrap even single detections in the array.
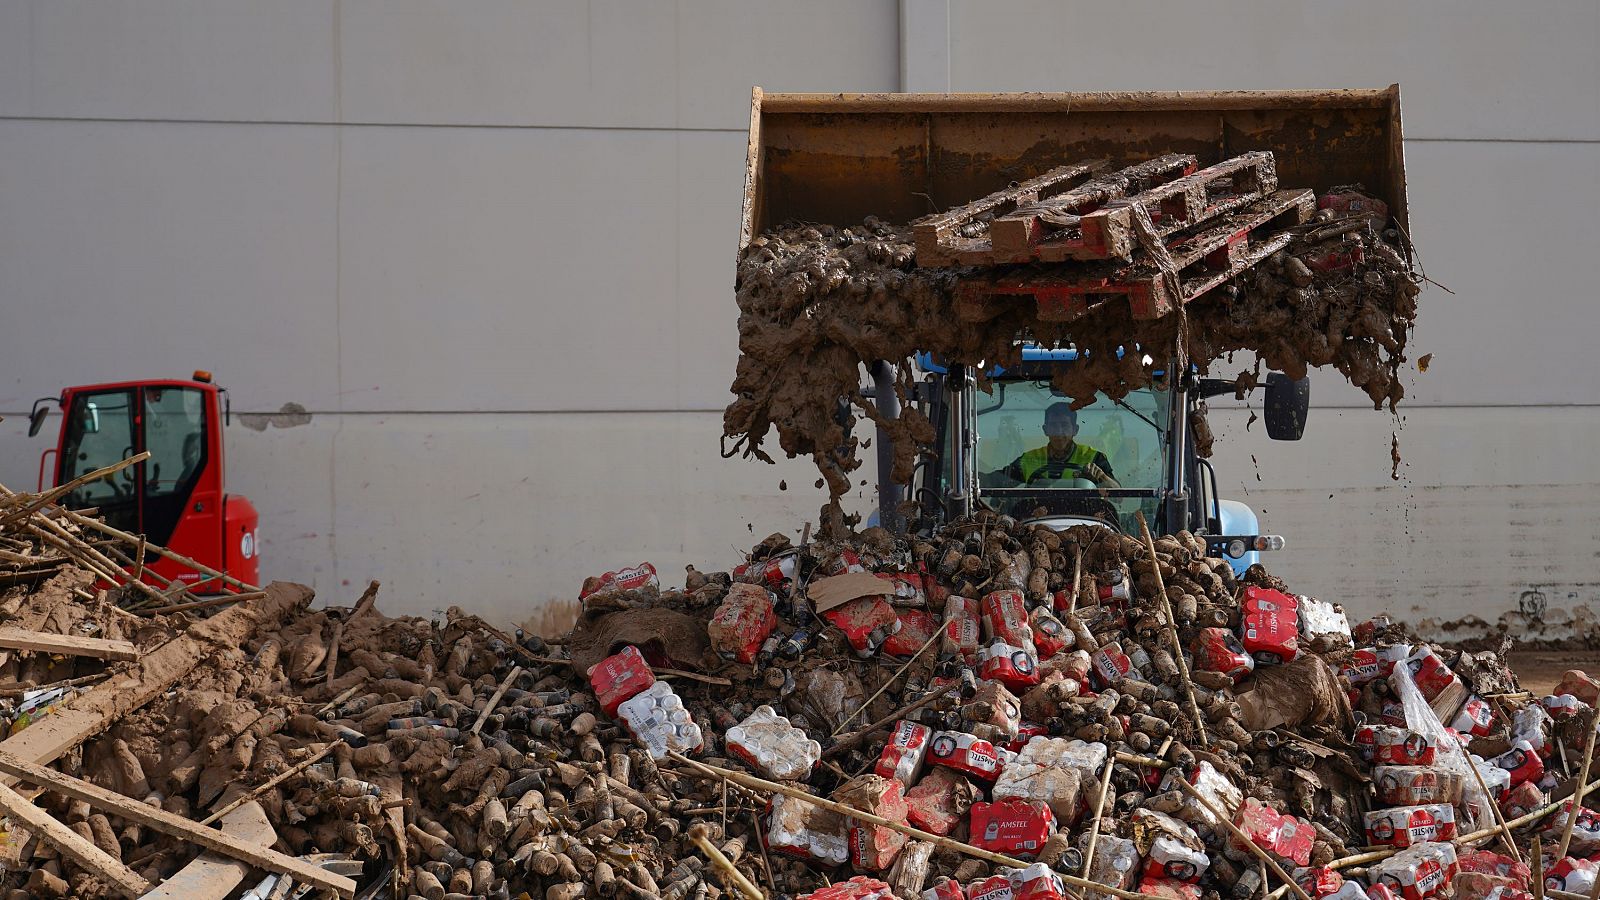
[
  {"xmin": 0, "ymin": 750, "xmax": 356, "ymax": 897},
  {"xmin": 140, "ymin": 801, "xmax": 276, "ymax": 900},
  {"xmin": 911, "ymin": 161, "xmax": 1105, "ymax": 265},
  {"xmin": 1075, "ymin": 151, "xmax": 1278, "ymax": 261},
  {"xmin": 0, "ymin": 627, "xmax": 139, "ymax": 662},
  {"xmin": 990, "ymin": 154, "xmax": 1196, "ymax": 260},
  {"xmin": 0, "ymin": 583, "xmax": 312, "ymax": 785},
  {"xmin": 0, "ymin": 780, "xmax": 153, "ymax": 898}
]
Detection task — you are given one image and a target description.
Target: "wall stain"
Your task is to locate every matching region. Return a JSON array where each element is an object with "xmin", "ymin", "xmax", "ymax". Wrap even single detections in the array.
[{"xmin": 238, "ymin": 402, "xmax": 313, "ymax": 432}]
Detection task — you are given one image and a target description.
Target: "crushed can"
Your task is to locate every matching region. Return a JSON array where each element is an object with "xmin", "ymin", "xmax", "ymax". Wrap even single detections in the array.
[
  {"xmin": 928, "ymin": 731, "xmax": 1006, "ymax": 781},
  {"xmin": 1368, "ymin": 842, "xmax": 1458, "ymax": 899},
  {"xmin": 709, "ymin": 583, "xmax": 778, "ymax": 664},
  {"xmin": 942, "ymin": 595, "xmax": 982, "ymax": 664},
  {"xmin": 1451, "ymin": 695, "xmax": 1496, "ymax": 737},
  {"xmin": 1239, "ymin": 586, "xmax": 1299, "ymax": 665},
  {"xmin": 982, "ymin": 590, "xmax": 1035, "ymax": 650},
  {"xmin": 904, "ymin": 765, "xmax": 979, "ymax": 836},
  {"xmin": 1373, "ymin": 766, "xmax": 1462, "ymax": 806},
  {"xmin": 825, "ymin": 595, "xmax": 903, "ymax": 658},
  {"xmin": 883, "ymin": 608, "xmax": 939, "ymax": 658},
  {"xmin": 834, "ymin": 775, "xmax": 909, "ymax": 872},
  {"xmin": 1029, "ymin": 606, "xmax": 1070, "ymax": 659},
  {"xmin": 725, "ymin": 705, "xmax": 821, "ymax": 781},
  {"xmin": 874, "ymin": 720, "xmax": 932, "ymax": 785},
  {"xmin": 1291, "ymin": 867, "xmax": 1345, "ymax": 896},
  {"xmin": 1486, "ymin": 739, "xmax": 1544, "ymax": 787},
  {"xmin": 586, "ymin": 644, "xmax": 657, "ymax": 717},
  {"xmin": 822, "ymin": 548, "xmax": 866, "ymax": 576},
  {"xmin": 1141, "ymin": 835, "xmax": 1209, "ymax": 882},
  {"xmin": 965, "ymin": 875, "xmax": 1013, "ymax": 900},
  {"xmin": 616, "ymin": 681, "xmax": 703, "ymax": 759},
  {"xmin": 978, "ymin": 640, "xmax": 1040, "ymax": 690},
  {"xmin": 877, "ymin": 572, "xmax": 930, "ymax": 608},
  {"xmin": 1192, "ymin": 627, "xmax": 1255, "ymax": 683},
  {"xmin": 969, "ymin": 799, "xmax": 1054, "ymax": 857},
  {"xmin": 922, "ymin": 878, "xmax": 965, "ymax": 900},
  {"xmin": 768, "ymin": 792, "xmax": 849, "ymax": 866},
  {"xmin": 1006, "ymin": 863, "xmax": 1066, "ymax": 900},
  {"xmin": 1364, "ymin": 804, "xmax": 1456, "ymax": 848}
]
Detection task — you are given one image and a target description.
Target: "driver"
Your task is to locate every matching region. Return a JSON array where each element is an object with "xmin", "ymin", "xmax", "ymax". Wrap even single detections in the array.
[{"xmin": 996, "ymin": 402, "xmax": 1119, "ymax": 488}]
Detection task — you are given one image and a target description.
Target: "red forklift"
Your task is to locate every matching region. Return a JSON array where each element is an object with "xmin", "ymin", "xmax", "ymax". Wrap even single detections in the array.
[{"xmin": 28, "ymin": 372, "xmax": 260, "ymax": 592}]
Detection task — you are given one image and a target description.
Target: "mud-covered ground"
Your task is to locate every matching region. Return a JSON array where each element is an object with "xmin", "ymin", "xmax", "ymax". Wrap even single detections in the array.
[{"xmin": 724, "ymin": 204, "xmax": 1420, "ymax": 509}]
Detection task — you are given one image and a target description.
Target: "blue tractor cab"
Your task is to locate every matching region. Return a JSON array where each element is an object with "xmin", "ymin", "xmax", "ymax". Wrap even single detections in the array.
[{"xmin": 867, "ymin": 346, "xmax": 1305, "ymax": 575}]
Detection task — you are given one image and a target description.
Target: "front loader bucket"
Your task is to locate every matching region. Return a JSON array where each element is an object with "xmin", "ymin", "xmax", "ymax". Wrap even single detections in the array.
[{"xmin": 739, "ymin": 88, "xmax": 1407, "ymax": 252}]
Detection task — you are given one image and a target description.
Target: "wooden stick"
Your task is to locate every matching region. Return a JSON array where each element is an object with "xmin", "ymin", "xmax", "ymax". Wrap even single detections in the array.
[
  {"xmin": 690, "ymin": 827, "xmax": 764, "ymax": 900},
  {"xmin": 1559, "ymin": 713, "xmax": 1600, "ymax": 859},
  {"xmin": 0, "ymin": 452, "xmax": 149, "ymax": 527},
  {"xmin": 1171, "ymin": 776, "xmax": 1311, "ymax": 900},
  {"xmin": 56, "ymin": 505, "xmax": 260, "ymax": 593},
  {"xmin": 832, "ymin": 622, "xmax": 945, "ymax": 736},
  {"xmin": 134, "ymin": 591, "xmax": 267, "ymax": 616},
  {"xmin": 323, "ymin": 620, "xmax": 343, "ymax": 688},
  {"xmin": 471, "ymin": 665, "xmax": 522, "ymax": 735},
  {"xmin": 318, "ymin": 684, "xmax": 362, "ymax": 716},
  {"xmin": 1068, "ymin": 545, "xmax": 1083, "ymax": 615},
  {"xmin": 1533, "ymin": 836, "xmax": 1546, "ymax": 900},
  {"xmin": 0, "ymin": 627, "xmax": 139, "ymax": 662},
  {"xmin": 1114, "ymin": 750, "xmax": 1171, "ymax": 769},
  {"xmin": 655, "ymin": 666, "xmax": 734, "ymax": 686},
  {"xmin": 1464, "ymin": 743, "xmax": 1524, "ymax": 864},
  {"xmin": 825, "ymin": 685, "xmax": 958, "ymax": 759},
  {"xmin": 0, "ymin": 672, "xmax": 111, "ymax": 698},
  {"xmin": 669, "ymin": 753, "xmax": 1162, "ymax": 900},
  {"xmin": 0, "ymin": 780, "xmax": 153, "ymax": 898},
  {"xmin": 1134, "ymin": 512, "xmax": 1208, "ymax": 748},
  {"xmin": 1081, "ymin": 757, "xmax": 1116, "ymax": 879},
  {"xmin": 199, "ymin": 744, "xmax": 336, "ymax": 826},
  {"xmin": 0, "ymin": 750, "xmax": 355, "ymax": 896}
]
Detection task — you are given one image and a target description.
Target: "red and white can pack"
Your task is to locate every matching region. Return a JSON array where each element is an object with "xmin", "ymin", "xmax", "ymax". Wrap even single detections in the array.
[
  {"xmin": 965, "ymin": 875, "xmax": 1013, "ymax": 900},
  {"xmin": 768, "ymin": 793, "xmax": 849, "ymax": 866},
  {"xmin": 824, "ymin": 595, "xmax": 902, "ymax": 658},
  {"xmin": 942, "ymin": 595, "xmax": 981, "ymax": 664},
  {"xmin": 820, "ymin": 548, "xmax": 865, "ymax": 576},
  {"xmin": 1486, "ymin": 739, "xmax": 1545, "ymax": 787},
  {"xmin": 883, "ymin": 608, "xmax": 939, "ymax": 658},
  {"xmin": 1404, "ymin": 649, "xmax": 1462, "ymax": 703},
  {"xmin": 904, "ymin": 766, "xmax": 978, "ymax": 836},
  {"xmin": 1338, "ymin": 648, "xmax": 1391, "ymax": 685},
  {"xmin": 579, "ymin": 562, "xmax": 658, "ymax": 602},
  {"xmin": 921, "ymin": 878, "xmax": 965, "ymax": 900},
  {"xmin": 1131, "ymin": 878, "xmax": 1200, "ymax": 900},
  {"xmin": 1369, "ymin": 842, "xmax": 1458, "ymax": 900},
  {"xmin": 1192, "ymin": 627, "xmax": 1255, "ymax": 682},
  {"xmin": 1451, "ymin": 695, "xmax": 1496, "ymax": 737},
  {"xmin": 1372, "ymin": 766, "xmax": 1461, "ymax": 806},
  {"xmin": 1029, "ymin": 606, "xmax": 1070, "ymax": 658},
  {"xmin": 928, "ymin": 731, "xmax": 1007, "ymax": 781},
  {"xmin": 1363, "ymin": 804, "xmax": 1456, "ymax": 848},
  {"xmin": 587, "ymin": 644, "xmax": 657, "ymax": 717},
  {"xmin": 874, "ymin": 720, "xmax": 931, "ymax": 785},
  {"xmin": 1090, "ymin": 642, "xmax": 1134, "ymax": 689},
  {"xmin": 1544, "ymin": 857, "xmax": 1600, "ymax": 894},
  {"xmin": 799, "ymin": 877, "xmax": 895, "ymax": 900},
  {"xmin": 708, "ymin": 583, "xmax": 778, "ymax": 664},
  {"xmin": 733, "ymin": 552, "xmax": 797, "ymax": 590},
  {"xmin": 1544, "ymin": 799, "xmax": 1600, "ymax": 857},
  {"xmin": 1007, "ymin": 863, "xmax": 1067, "ymax": 900},
  {"xmin": 982, "ymin": 590, "xmax": 1035, "ymax": 650},
  {"xmin": 1373, "ymin": 727, "xmax": 1438, "ymax": 766},
  {"xmin": 835, "ymin": 776, "xmax": 909, "ymax": 872},
  {"xmin": 978, "ymin": 640, "xmax": 1040, "ymax": 690},
  {"xmin": 877, "ymin": 572, "xmax": 929, "ymax": 607},
  {"xmin": 1239, "ymin": 586, "xmax": 1300, "ymax": 664},
  {"xmin": 1291, "ymin": 867, "xmax": 1345, "ymax": 897},
  {"xmin": 1229, "ymin": 798, "xmax": 1313, "ymax": 867},
  {"xmin": 968, "ymin": 799, "xmax": 1054, "ymax": 857},
  {"xmin": 1141, "ymin": 835, "xmax": 1208, "ymax": 883}
]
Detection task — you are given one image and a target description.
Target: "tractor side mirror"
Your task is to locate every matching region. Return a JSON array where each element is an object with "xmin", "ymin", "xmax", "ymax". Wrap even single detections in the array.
[
  {"xmin": 1264, "ymin": 373, "xmax": 1310, "ymax": 440},
  {"xmin": 27, "ymin": 406, "xmax": 48, "ymax": 437}
]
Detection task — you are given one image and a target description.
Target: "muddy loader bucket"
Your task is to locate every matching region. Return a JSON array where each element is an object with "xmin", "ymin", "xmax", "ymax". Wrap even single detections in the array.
[{"xmin": 739, "ymin": 88, "xmax": 1407, "ymax": 252}]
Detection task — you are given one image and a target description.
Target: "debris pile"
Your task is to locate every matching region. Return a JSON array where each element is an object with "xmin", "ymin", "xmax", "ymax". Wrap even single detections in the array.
[
  {"xmin": 724, "ymin": 151, "xmax": 1420, "ymax": 499},
  {"xmin": 2, "ymin": 481, "xmax": 1596, "ymax": 900}
]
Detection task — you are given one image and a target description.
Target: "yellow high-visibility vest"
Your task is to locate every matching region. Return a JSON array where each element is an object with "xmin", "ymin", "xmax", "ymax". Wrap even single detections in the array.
[{"xmin": 1019, "ymin": 443, "xmax": 1099, "ymax": 481}]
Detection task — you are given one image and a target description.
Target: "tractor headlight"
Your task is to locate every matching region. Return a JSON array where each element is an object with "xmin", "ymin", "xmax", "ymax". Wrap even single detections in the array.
[
  {"xmin": 1254, "ymin": 535, "xmax": 1285, "ymax": 551},
  {"xmin": 1226, "ymin": 538, "xmax": 1248, "ymax": 559}
]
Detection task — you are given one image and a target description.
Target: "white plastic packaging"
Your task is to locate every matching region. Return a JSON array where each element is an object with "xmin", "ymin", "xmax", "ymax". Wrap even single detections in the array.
[
  {"xmin": 617, "ymin": 682, "xmax": 704, "ymax": 760},
  {"xmin": 725, "ymin": 705, "xmax": 821, "ymax": 781}
]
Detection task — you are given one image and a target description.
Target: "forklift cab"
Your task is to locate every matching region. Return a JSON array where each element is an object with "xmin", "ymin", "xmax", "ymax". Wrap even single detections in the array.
[
  {"xmin": 29, "ymin": 372, "xmax": 259, "ymax": 592},
  {"xmin": 898, "ymin": 346, "xmax": 1303, "ymax": 574}
]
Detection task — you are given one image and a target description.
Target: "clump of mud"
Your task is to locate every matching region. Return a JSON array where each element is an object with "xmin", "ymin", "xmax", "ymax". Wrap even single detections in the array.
[{"xmin": 725, "ymin": 210, "xmax": 1419, "ymax": 501}]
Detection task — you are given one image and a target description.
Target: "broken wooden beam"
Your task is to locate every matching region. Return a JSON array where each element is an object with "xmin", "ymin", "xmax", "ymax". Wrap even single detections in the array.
[
  {"xmin": 0, "ymin": 750, "xmax": 356, "ymax": 897},
  {"xmin": 0, "ymin": 627, "xmax": 139, "ymax": 662},
  {"xmin": 0, "ymin": 780, "xmax": 153, "ymax": 898},
  {"xmin": 140, "ymin": 800, "xmax": 278, "ymax": 900}
]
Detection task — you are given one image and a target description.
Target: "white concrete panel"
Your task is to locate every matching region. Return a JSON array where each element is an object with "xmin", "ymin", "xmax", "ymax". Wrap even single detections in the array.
[
  {"xmin": 675, "ymin": 130, "xmax": 751, "ymax": 408},
  {"xmin": 0, "ymin": 120, "xmax": 340, "ymax": 412},
  {"xmin": 1206, "ymin": 405, "xmax": 1600, "ymax": 632},
  {"xmin": 336, "ymin": 125, "xmax": 723, "ymax": 412},
  {"xmin": 947, "ymin": 0, "xmax": 1600, "ymax": 141},
  {"xmin": 338, "ymin": 0, "xmax": 676, "ymax": 129},
  {"xmin": 339, "ymin": 0, "xmax": 898, "ymax": 130},
  {"xmin": 322, "ymin": 411, "xmax": 871, "ymax": 622},
  {"xmin": 1, "ymin": 0, "xmax": 336, "ymax": 122}
]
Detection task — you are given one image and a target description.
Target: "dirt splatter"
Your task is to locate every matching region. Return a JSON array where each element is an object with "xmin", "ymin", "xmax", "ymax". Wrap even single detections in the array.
[
  {"xmin": 1391, "ymin": 432, "xmax": 1402, "ymax": 481},
  {"xmin": 726, "ymin": 210, "xmax": 1420, "ymax": 505},
  {"xmin": 238, "ymin": 402, "xmax": 313, "ymax": 432}
]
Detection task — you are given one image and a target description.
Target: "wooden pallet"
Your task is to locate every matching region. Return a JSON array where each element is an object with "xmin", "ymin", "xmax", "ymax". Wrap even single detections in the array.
[
  {"xmin": 911, "ymin": 160, "xmax": 1107, "ymax": 267},
  {"xmin": 988, "ymin": 154, "xmax": 1197, "ymax": 261},
  {"xmin": 955, "ymin": 188, "xmax": 1314, "ymax": 324}
]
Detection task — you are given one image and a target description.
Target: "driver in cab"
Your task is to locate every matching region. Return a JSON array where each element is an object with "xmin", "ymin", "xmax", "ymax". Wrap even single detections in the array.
[{"xmin": 995, "ymin": 403, "xmax": 1120, "ymax": 488}]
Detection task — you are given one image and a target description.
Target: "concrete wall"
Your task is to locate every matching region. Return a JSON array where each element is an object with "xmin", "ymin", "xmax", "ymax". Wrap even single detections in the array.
[{"xmin": 2, "ymin": 0, "xmax": 1595, "ymax": 631}]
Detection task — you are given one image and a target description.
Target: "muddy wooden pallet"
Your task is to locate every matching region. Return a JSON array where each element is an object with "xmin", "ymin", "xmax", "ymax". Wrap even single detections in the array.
[
  {"xmin": 955, "ymin": 188, "xmax": 1315, "ymax": 323},
  {"xmin": 918, "ymin": 152, "xmax": 1280, "ymax": 268}
]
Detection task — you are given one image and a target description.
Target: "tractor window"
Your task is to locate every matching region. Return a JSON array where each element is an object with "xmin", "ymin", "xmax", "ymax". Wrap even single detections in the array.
[
  {"xmin": 141, "ymin": 387, "xmax": 208, "ymax": 545},
  {"xmin": 58, "ymin": 390, "xmax": 139, "ymax": 524}
]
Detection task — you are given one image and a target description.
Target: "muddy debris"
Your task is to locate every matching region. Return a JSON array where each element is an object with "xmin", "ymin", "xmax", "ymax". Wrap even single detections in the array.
[{"xmin": 725, "ymin": 159, "xmax": 1421, "ymax": 505}]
